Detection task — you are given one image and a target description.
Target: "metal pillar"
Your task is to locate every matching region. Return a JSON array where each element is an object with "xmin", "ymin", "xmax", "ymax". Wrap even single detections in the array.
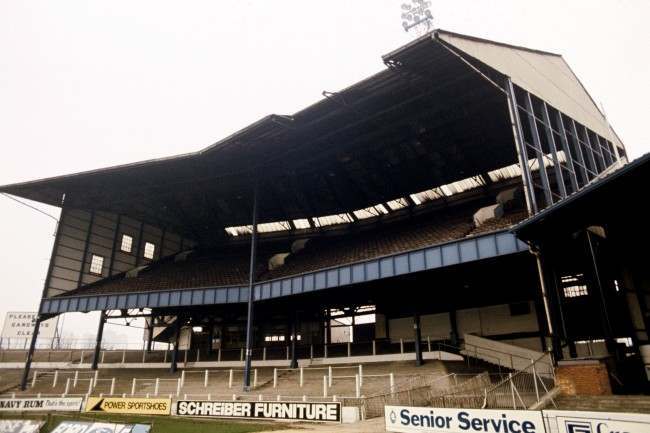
[
  {"xmin": 449, "ymin": 310, "xmax": 459, "ymax": 347},
  {"xmin": 290, "ymin": 313, "xmax": 299, "ymax": 369},
  {"xmin": 243, "ymin": 184, "xmax": 259, "ymax": 391},
  {"xmin": 325, "ymin": 309, "xmax": 332, "ymax": 344},
  {"xmin": 585, "ymin": 231, "xmax": 617, "ymax": 358},
  {"xmin": 413, "ymin": 313, "xmax": 423, "ymax": 366},
  {"xmin": 505, "ymin": 77, "xmax": 537, "ymax": 215},
  {"xmin": 533, "ymin": 246, "xmax": 565, "ymax": 361},
  {"xmin": 207, "ymin": 320, "xmax": 214, "ymax": 356},
  {"xmin": 146, "ymin": 317, "xmax": 154, "ymax": 353},
  {"xmin": 20, "ymin": 316, "xmax": 43, "ymax": 390},
  {"xmin": 170, "ymin": 316, "xmax": 182, "ymax": 373},
  {"xmin": 91, "ymin": 311, "xmax": 106, "ymax": 370},
  {"xmin": 22, "ymin": 199, "xmax": 64, "ymax": 391}
]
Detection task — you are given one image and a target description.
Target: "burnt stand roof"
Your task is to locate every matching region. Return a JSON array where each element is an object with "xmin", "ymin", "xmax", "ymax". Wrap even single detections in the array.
[{"xmin": 0, "ymin": 30, "xmax": 520, "ymax": 243}]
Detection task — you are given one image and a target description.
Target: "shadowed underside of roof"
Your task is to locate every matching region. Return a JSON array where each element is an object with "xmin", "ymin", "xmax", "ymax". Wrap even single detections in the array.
[{"xmin": 0, "ymin": 29, "xmax": 623, "ymax": 246}]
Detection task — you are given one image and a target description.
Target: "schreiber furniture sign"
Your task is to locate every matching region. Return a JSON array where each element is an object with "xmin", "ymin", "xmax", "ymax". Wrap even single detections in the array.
[
  {"xmin": 175, "ymin": 400, "xmax": 342, "ymax": 422},
  {"xmin": 0, "ymin": 397, "xmax": 83, "ymax": 412},
  {"xmin": 385, "ymin": 406, "xmax": 545, "ymax": 433}
]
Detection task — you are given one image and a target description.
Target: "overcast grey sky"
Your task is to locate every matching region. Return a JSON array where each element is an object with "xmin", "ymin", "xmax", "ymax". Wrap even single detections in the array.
[{"xmin": 1, "ymin": 1, "xmax": 648, "ymax": 346}]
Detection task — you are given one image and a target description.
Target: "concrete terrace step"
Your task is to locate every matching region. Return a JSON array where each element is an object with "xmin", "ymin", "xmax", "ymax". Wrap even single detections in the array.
[
  {"xmin": 556, "ymin": 395, "xmax": 650, "ymax": 413},
  {"xmin": 1, "ymin": 359, "xmax": 494, "ymax": 400}
]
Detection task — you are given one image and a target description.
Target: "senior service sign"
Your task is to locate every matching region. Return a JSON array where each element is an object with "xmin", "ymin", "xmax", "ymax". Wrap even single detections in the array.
[
  {"xmin": 385, "ymin": 406, "xmax": 545, "ymax": 433},
  {"xmin": 175, "ymin": 400, "xmax": 341, "ymax": 422}
]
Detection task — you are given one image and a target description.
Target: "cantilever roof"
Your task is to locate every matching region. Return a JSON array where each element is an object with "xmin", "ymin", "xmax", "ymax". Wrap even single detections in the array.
[
  {"xmin": 432, "ymin": 30, "xmax": 624, "ymax": 151},
  {"xmin": 0, "ymin": 29, "xmax": 623, "ymax": 242}
]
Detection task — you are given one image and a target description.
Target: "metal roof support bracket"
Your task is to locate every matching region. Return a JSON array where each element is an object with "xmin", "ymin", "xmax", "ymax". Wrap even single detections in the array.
[{"xmin": 505, "ymin": 78, "xmax": 537, "ymax": 215}]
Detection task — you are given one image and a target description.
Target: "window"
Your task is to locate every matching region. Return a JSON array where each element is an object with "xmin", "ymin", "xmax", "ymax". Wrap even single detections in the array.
[
  {"xmin": 561, "ymin": 274, "xmax": 588, "ymax": 298},
  {"xmin": 144, "ymin": 242, "xmax": 156, "ymax": 260},
  {"xmin": 120, "ymin": 234, "xmax": 133, "ymax": 253},
  {"xmin": 90, "ymin": 255, "xmax": 104, "ymax": 275}
]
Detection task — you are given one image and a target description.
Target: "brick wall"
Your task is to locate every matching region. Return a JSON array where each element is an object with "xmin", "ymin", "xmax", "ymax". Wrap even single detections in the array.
[{"xmin": 556, "ymin": 361, "xmax": 612, "ymax": 396}]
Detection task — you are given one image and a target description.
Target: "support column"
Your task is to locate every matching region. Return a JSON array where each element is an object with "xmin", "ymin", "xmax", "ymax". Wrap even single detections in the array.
[
  {"xmin": 585, "ymin": 231, "xmax": 617, "ymax": 358},
  {"xmin": 290, "ymin": 313, "xmax": 299, "ymax": 369},
  {"xmin": 146, "ymin": 317, "xmax": 154, "ymax": 353},
  {"xmin": 533, "ymin": 297, "xmax": 550, "ymax": 353},
  {"xmin": 413, "ymin": 313, "xmax": 423, "ymax": 367},
  {"xmin": 170, "ymin": 316, "xmax": 182, "ymax": 373},
  {"xmin": 207, "ymin": 320, "xmax": 214, "ymax": 356},
  {"xmin": 243, "ymin": 183, "xmax": 259, "ymax": 391},
  {"xmin": 533, "ymin": 246, "xmax": 564, "ymax": 361},
  {"xmin": 505, "ymin": 77, "xmax": 537, "ymax": 214},
  {"xmin": 20, "ymin": 316, "xmax": 43, "ymax": 390},
  {"xmin": 626, "ymin": 268, "xmax": 650, "ymax": 344},
  {"xmin": 325, "ymin": 309, "xmax": 332, "ymax": 344},
  {"xmin": 449, "ymin": 310, "xmax": 459, "ymax": 347},
  {"xmin": 91, "ymin": 311, "xmax": 106, "ymax": 370}
]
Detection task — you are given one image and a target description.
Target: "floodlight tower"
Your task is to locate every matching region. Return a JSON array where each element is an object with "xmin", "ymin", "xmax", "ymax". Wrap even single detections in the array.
[{"xmin": 401, "ymin": 0, "xmax": 433, "ymax": 36}]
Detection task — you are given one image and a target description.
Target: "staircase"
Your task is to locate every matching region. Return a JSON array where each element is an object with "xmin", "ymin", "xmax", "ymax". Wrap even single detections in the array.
[
  {"xmin": 555, "ymin": 395, "xmax": 650, "ymax": 413},
  {"xmin": 461, "ymin": 334, "xmax": 553, "ymax": 376}
]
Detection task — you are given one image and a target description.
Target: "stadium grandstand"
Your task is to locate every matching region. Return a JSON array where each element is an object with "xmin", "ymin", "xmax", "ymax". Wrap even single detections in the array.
[{"xmin": 1, "ymin": 29, "xmax": 648, "ymax": 409}]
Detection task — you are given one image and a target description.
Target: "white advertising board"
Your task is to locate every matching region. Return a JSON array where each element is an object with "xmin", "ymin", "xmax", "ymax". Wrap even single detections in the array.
[
  {"xmin": 0, "ymin": 420, "xmax": 44, "ymax": 433},
  {"xmin": 543, "ymin": 410, "xmax": 650, "ymax": 433},
  {"xmin": 0, "ymin": 397, "xmax": 83, "ymax": 412},
  {"xmin": 175, "ymin": 400, "xmax": 342, "ymax": 422},
  {"xmin": 50, "ymin": 422, "xmax": 151, "ymax": 433},
  {"xmin": 385, "ymin": 406, "xmax": 545, "ymax": 433},
  {"xmin": 1, "ymin": 312, "xmax": 58, "ymax": 341}
]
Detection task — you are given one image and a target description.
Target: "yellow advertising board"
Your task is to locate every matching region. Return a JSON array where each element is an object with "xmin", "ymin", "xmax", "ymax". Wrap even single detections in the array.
[{"xmin": 85, "ymin": 397, "xmax": 171, "ymax": 415}]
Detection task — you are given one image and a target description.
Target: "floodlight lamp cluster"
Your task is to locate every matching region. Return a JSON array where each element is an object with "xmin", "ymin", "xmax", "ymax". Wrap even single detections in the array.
[{"xmin": 401, "ymin": 0, "xmax": 433, "ymax": 35}]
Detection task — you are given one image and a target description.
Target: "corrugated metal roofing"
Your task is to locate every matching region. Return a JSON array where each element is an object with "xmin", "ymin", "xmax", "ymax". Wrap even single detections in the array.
[{"xmin": 435, "ymin": 30, "xmax": 625, "ymax": 151}]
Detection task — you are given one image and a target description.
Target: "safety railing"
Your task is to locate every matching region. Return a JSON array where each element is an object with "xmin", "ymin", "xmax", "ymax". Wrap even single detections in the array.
[
  {"xmin": 360, "ymin": 372, "xmax": 472, "ymax": 418},
  {"xmin": 482, "ymin": 354, "xmax": 557, "ymax": 409},
  {"xmin": 0, "ymin": 336, "xmax": 457, "ymax": 365},
  {"xmin": 461, "ymin": 334, "xmax": 554, "ymax": 376}
]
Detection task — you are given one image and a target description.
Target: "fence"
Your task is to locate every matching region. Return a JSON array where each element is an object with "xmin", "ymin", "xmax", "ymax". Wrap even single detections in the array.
[
  {"xmin": 361, "ymin": 373, "xmax": 485, "ymax": 418},
  {"xmin": 0, "ymin": 336, "xmax": 456, "ymax": 365},
  {"xmin": 462, "ymin": 334, "xmax": 554, "ymax": 376},
  {"xmin": 360, "ymin": 353, "xmax": 556, "ymax": 418},
  {"xmin": 482, "ymin": 355, "xmax": 556, "ymax": 410}
]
